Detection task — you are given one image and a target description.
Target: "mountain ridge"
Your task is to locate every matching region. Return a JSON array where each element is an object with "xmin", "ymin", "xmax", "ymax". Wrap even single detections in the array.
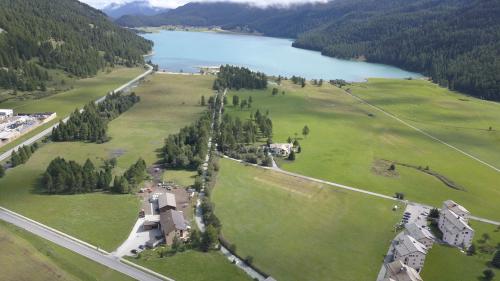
[
  {"xmin": 0, "ymin": 0, "xmax": 152, "ymax": 92},
  {"xmin": 115, "ymin": 0, "xmax": 500, "ymax": 101},
  {"xmin": 103, "ymin": 0, "xmax": 169, "ymax": 19}
]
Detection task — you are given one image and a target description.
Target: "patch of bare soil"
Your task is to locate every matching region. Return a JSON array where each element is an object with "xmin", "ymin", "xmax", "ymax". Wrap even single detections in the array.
[{"xmin": 372, "ymin": 159, "xmax": 399, "ymax": 178}]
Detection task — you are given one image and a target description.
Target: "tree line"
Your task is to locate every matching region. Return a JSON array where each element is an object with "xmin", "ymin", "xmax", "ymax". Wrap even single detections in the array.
[
  {"xmin": 162, "ymin": 113, "xmax": 211, "ymax": 169},
  {"xmin": 10, "ymin": 143, "xmax": 39, "ymax": 167},
  {"xmin": 217, "ymin": 109, "xmax": 272, "ymax": 153},
  {"xmin": 112, "ymin": 158, "xmax": 147, "ymax": 194},
  {"xmin": 41, "ymin": 157, "xmax": 146, "ymax": 194},
  {"xmin": 291, "ymin": 76, "xmax": 306, "ymax": 87},
  {"xmin": 51, "ymin": 92, "xmax": 140, "ymax": 143},
  {"xmin": 213, "ymin": 65, "xmax": 267, "ymax": 91},
  {"xmin": 0, "ymin": 0, "xmax": 152, "ymax": 91}
]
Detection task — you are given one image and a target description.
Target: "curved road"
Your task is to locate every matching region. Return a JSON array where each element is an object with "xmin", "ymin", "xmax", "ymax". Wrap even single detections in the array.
[
  {"xmin": 0, "ymin": 65, "xmax": 174, "ymax": 281},
  {"xmin": 0, "ymin": 207, "xmax": 170, "ymax": 281},
  {"xmin": 224, "ymin": 156, "xmax": 500, "ymax": 226}
]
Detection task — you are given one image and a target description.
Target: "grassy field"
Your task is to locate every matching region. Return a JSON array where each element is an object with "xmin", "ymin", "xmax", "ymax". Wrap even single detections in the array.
[
  {"xmin": 211, "ymin": 158, "xmax": 403, "ymax": 281},
  {"xmin": 350, "ymin": 79, "xmax": 500, "ymax": 169},
  {"xmin": 224, "ymin": 79, "xmax": 500, "ymax": 220},
  {"xmin": 0, "ymin": 220, "xmax": 134, "ymax": 281},
  {"xmin": 422, "ymin": 221, "xmax": 500, "ymax": 281},
  {"xmin": 0, "ymin": 67, "xmax": 144, "ymax": 155},
  {"xmin": 0, "ymin": 74, "xmax": 213, "ymax": 250},
  {"xmin": 129, "ymin": 250, "xmax": 251, "ymax": 281}
]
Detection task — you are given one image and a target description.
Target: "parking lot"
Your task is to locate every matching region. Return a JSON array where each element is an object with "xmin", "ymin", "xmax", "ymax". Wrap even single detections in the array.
[{"xmin": 401, "ymin": 203, "xmax": 431, "ymax": 228}]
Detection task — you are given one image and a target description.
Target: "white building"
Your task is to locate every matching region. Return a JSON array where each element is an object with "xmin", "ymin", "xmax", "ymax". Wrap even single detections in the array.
[
  {"xmin": 0, "ymin": 109, "xmax": 13, "ymax": 120},
  {"xmin": 384, "ymin": 260, "xmax": 423, "ymax": 281},
  {"xmin": 393, "ymin": 234, "xmax": 428, "ymax": 272},
  {"xmin": 269, "ymin": 143, "xmax": 293, "ymax": 157},
  {"xmin": 438, "ymin": 200, "xmax": 474, "ymax": 249},
  {"xmin": 442, "ymin": 200, "xmax": 470, "ymax": 220},
  {"xmin": 404, "ymin": 223, "xmax": 434, "ymax": 249}
]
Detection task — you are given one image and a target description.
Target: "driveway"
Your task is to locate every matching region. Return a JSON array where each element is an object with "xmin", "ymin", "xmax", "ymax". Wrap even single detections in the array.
[{"xmin": 113, "ymin": 218, "xmax": 161, "ymax": 258}]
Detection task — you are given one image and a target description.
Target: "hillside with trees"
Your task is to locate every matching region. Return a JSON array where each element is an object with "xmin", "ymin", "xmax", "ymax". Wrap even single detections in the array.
[
  {"xmin": 0, "ymin": 0, "xmax": 152, "ymax": 92},
  {"xmin": 117, "ymin": 0, "xmax": 500, "ymax": 101}
]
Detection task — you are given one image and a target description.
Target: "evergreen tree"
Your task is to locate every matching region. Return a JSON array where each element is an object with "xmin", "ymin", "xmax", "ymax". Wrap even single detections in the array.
[
  {"xmin": 302, "ymin": 125, "xmax": 310, "ymax": 138},
  {"xmin": 232, "ymin": 95, "xmax": 240, "ymax": 107},
  {"xmin": 201, "ymin": 225, "xmax": 219, "ymax": 252},
  {"xmin": 492, "ymin": 250, "xmax": 500, "ymax": 268}
]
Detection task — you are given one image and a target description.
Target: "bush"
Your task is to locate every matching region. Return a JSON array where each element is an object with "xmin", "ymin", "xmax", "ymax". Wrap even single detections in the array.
[
  {"xmin": 429, "ymin": 208, "xmax": 440, "ymax": 219},
  {"xmin": 244, "ymin": 256, "xmax": 254, "ymax": 265},
  {"xmin": 483, "ymin": 269, "xmax": 495, "ymax": 281}
]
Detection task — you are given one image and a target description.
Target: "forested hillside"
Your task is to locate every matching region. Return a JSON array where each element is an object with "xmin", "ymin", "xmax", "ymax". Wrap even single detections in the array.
[
  {"xmin": 117, "ymin": 0, "xmax": 500, "ymax": 101},
  {"xmin": 0, "ymin": 0, "xmax": 152, "ymax": 91}
]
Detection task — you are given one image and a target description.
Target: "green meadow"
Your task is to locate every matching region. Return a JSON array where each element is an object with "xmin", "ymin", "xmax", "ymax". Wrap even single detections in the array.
[
  {"xmin": 350, "ymin": 79, "xmax": 500, "ymax": 169},
  {"xmin": 212, "ymin": 159, "xmax": 402, "ymax": 281},
  {"xmin": 0, "ymin": 67, "xmax": 144, "ymax": 155},
  {"xmin": 129, "ymin": 250, "xmax": 251, "ymax": 281},
  {"xmin": 0, "ymin": 74, "xmax": 213, "ymax": 250},
  {"xmin": 224, "ymin": 79, "xmax": 500, "ymax": 220},
  {"xmin": 422, "ymin": 221, "xmax": 500, "ymax": 281},
  {"xmin": 0, "ymin": 220, "xmax": 134, "ymax": 281}
]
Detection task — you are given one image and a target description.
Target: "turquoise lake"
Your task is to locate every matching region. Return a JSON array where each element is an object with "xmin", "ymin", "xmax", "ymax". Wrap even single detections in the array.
[{"xmin": 143, "ymin": 31, "xmax": 421, "ymax": 81}]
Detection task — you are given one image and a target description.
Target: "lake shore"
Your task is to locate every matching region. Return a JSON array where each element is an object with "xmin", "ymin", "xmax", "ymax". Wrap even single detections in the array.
[{"xmin": 135, "ymin": 25, "xmax": 262, "ymax": 36}]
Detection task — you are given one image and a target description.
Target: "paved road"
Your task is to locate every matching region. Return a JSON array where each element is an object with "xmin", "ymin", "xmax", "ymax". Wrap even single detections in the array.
[
  {"xmin": 0, "ymin": 65, "xmax": 153, "ymax": 163},
  {"xmin": 0, "ymin": 208, "xmax": 170, "ymax": 281},
  {"xmin": 223, "ymin": 156, "xmax": 500, "ymax": 226}
]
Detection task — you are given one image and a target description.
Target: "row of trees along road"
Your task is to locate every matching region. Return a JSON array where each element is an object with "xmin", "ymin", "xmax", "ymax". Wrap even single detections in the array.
[
  {"xmin": 51, "ymin": 92, "xmax": 140, "ymax": 143},
  {"xmin": 10, "ymin": 142, "xmax": 39, "ymax": 167}
]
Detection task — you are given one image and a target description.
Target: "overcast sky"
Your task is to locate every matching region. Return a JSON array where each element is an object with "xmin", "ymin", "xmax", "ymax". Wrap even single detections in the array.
[{"xmin": 81, "ymin": 0, "xmax": 328, "ymax": 9}]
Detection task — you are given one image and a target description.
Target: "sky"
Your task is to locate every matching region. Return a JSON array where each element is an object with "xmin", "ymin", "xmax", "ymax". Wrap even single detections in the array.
[{"xmin": 81, "ymin": 0, "xmax": 329, "ymax": 9}]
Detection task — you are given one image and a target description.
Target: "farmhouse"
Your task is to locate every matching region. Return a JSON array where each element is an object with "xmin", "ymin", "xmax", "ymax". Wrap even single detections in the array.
[
  {"xmin": 438, "ymin": 200, "xmax": 474, "ymax": 249},
  {"xmin": 158, "ymin": 192, "xmax": 177, "ymax": 212},
  {"xmin": 393, "ymin": 234, "xmax": 428, "ymax": 272},
  {"xmin": 269, "ymin": 143, "xmax": 293, "ymax": 157},
  {"xmin": 384, "ymin": 260, "xmax": 423, "ymax": 281},
  {"xmin": 404, "ymin": 223, "xmax": 434, "ymax": 249},
  {"xmin": 159, "ymin": 209, "xmax": 189, "ymax": 245}
]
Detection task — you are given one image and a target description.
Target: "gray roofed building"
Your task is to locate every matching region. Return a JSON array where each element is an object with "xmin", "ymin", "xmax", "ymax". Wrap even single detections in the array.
[
  {"xmin": 442, "ymin": 200, "xmax": 470, "ymax": 219},
  {"xmin": 384, "ymin": 260, "xmax": 423, "ymax": 281},
  {"xmin": 404, "ymin": 223, "xmax": 434, "ymax": 249},
  {"xmin": 393, "ymin": 234, "xmax": 428, "ymax": 271},
  {"xmin": 158, "ymin": 192, "xmax": 176, "ymax": 212},
  {"xmin": 160, "ymin": 209, "xmax": 189, "ymax": 245}
]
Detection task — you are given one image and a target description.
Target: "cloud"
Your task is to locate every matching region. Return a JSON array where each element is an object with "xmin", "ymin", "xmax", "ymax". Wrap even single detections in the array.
[{"xmin": 81, "ymin": 0, "xmax": 329, "ymax": 9}]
